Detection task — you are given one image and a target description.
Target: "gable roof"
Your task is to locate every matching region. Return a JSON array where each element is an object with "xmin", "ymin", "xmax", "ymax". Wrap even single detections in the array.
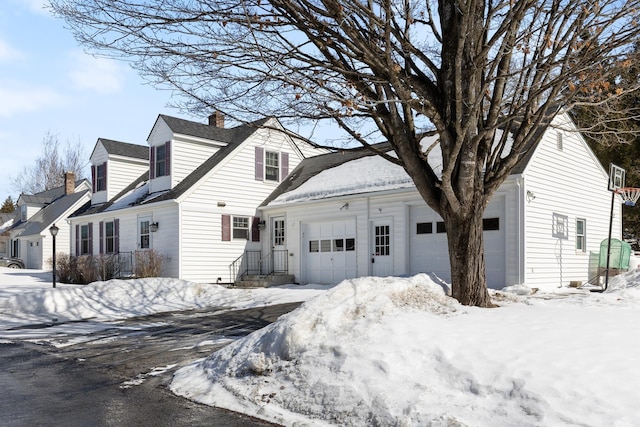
[
  {"xmin": 74, "ymin": 117, "xmax": 273, "ymax": 217},
  {"xmin": 12, "ymin": 190, "xmax": 91, "ymax": 237},
  {"xmin": 18, "ymin": 179, "xmax": 90, "ymax": 206},
  {"xmin": 99, "ymin": 138, "xmax": 149, "ymax": 160},
  {"xmin": 154, "ymin": 114, "xmax": 271, "ymax": 144}
]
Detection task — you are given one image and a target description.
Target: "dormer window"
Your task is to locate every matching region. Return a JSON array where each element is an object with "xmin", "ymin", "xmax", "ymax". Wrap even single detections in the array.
[
  {"xmin": 91, "ymin": 162, "xmax": 107, "ymax": 193},
  {"xmin": 156, "ymin": 144, "xmax": 166, "ymax": 177},
  {"xmin": 150, "ymin": 141, "xmax": 171, "ymax": 179},
  {"xmin": 96, "ymin": 164, "xmax": 106, "ymax": 191}
]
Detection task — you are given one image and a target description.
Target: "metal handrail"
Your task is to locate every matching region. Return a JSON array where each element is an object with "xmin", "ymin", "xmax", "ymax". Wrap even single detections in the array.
[{"xmin": 228, "ymin": 249, "xmax": 289, "ymax": 283}]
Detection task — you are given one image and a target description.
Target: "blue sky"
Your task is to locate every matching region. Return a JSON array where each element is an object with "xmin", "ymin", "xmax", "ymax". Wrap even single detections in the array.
[{"xmin": 0, "ymin": 0, "xmax": 182, "ymax": 199}]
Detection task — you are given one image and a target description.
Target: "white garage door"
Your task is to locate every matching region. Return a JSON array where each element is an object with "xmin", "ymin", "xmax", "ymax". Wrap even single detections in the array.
[
  {"xmin": 303, "ymin": 220, "xmax": 357, "ymax": 285},
  {"xmin": 409, "ymin": 199, "xmax": 506, "ymax": 289}
]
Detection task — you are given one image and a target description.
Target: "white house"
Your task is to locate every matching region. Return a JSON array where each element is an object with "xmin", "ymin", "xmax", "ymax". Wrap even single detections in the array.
[
  {"xmin": 8, "ymin": 173, "xmax": 92, "ymax": 269},
  {"xmin": 69, "ymin": 112, "xmax": 327, "ymax": 283},
  {"xmin": 256, "ymin": 112, "xmax": 620, "ymax": 291}
]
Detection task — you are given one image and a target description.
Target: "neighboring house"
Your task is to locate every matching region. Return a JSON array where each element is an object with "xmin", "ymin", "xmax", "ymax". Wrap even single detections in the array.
[
  {"xmin": 257, "ymin": 112, "xmax": 620, "ymax": 291},
  {"xmin": 8, "ymin": 173, "xmax": 92, "ymax": 269},
  {"xmin": 69, "ymin": 112, "xmax": 327, "ymax": 282},
  {"xmin": 0, "ymin": 212, "xmax": 19, "ymax": 258}
]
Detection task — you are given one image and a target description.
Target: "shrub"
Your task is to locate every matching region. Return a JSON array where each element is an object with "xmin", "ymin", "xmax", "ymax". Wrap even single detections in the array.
[
  {"xmin": 134, "ymin": 250, "xmax": 165, "ymax": 278},
  {"xmin": 52, "ymin": 253, "xmax": 81, "ymax": 284},
  {"xmin": 76, "ymin": 255, "xmax": 99, "ymax": 284},
  {"xmin": 95, "ymin": 254, "xmax": 120, "ymax": 281}
]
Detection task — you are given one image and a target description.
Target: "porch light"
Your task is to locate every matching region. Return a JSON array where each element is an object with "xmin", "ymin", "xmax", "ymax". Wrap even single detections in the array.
[
  {"xmin": 150, "ymin": 222, "xmax": 159, "ymax": 232},
  {"xmin": 258, "ymin": 220, "xmax": 266, "ymax": 230}
]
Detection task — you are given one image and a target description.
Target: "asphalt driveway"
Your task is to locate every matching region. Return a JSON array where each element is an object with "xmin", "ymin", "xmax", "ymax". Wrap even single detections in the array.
[{"xmin": 0, "ymin": 303, "xmax": 301, "ymax": 427}]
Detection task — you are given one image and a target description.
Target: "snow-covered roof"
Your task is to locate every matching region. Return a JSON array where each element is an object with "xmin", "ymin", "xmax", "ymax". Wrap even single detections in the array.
[
  {"xmin": 264, "ymin": 127, "xmax": 526, "ymax": 207},
  {"xmin": 269, "ymin": 154, "xmax": 414, "ymax": 205}
]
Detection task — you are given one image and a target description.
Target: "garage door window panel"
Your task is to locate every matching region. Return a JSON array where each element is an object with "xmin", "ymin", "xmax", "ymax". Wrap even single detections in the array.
[
  {"xmin": 320, "ymin": 239, "xmax": 332, "ymax": 252},
  {"xmin": 483, "ymin": 218, "xmax": 500, "ymax": 231},
  {"xmin": 417, "ymin": 222, "xmax": 433, "ymax": 234}
]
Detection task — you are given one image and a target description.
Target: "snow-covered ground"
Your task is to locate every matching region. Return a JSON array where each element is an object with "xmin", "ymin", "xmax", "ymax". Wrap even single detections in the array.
[{"xmin": 2, "ymin": 267, "xmax": 640, "ymax": 426}]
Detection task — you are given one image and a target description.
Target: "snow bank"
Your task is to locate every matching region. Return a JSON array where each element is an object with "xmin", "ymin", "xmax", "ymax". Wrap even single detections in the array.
[
  {"xmin": 172, "ymin": 275, "xmax": 467, "ymax": 425},
  {"xmin": 172, "ymin": 273, "xmax": 640, "ymax": 426},
  {"xmin": 0, "ymin": 275, "xmax": 326, "ymax": 327}
]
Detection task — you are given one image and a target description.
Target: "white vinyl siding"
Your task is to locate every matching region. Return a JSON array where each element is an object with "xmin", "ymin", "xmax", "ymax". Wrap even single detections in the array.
[
  {"xmin": 522, "ymin": 114, "xmax": 615, "ymax": 288},
  {"xmin": 107, "ymin": 157, "xmax": 148, "ymax": 201}
]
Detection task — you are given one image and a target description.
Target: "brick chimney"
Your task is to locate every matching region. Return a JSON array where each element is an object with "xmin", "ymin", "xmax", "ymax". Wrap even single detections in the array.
[
  {"xmin": 64, "ymin": 171, "xmax": 75, "ymax": 195},
  {"xmin": 208, "ymin": 111, "xmax": 225, "ymax": 128}
]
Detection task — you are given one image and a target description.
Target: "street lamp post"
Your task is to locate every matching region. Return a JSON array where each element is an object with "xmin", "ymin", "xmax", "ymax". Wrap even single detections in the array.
[{"xmin": 49, "ymin": 224, "xmax": 59, "ymax": 289}]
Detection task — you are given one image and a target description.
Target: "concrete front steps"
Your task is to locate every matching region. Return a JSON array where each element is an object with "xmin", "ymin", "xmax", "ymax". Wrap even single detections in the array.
[{"xmin": 233, "ymin": 274, "xmax": 296, "ymax": 288}]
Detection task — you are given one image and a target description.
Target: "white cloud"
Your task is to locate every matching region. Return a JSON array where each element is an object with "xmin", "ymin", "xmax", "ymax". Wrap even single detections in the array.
[
  {"xmin": 68, "ymin": 51, "xmax": 126, "ymax": 94},
  {"xmin": 0, "ymin": 82, "xmax": 64, "ymax": 117},
  {"xmin": 0, "ymin": 38, "xmax": 25, "ymax": 62},
  {"xmin": 13, "ymin": 0, "xmax": 50, "ymax": 15}
]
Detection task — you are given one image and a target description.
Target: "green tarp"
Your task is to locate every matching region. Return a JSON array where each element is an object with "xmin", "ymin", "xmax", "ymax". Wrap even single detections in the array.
[{"xmin": 598, "ymin": 238, "xmax": 631, "ymax": 270}]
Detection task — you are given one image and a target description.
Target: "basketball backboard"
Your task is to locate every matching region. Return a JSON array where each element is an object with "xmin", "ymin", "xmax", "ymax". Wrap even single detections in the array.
[{"xmin": 609, "ymin": 163, "xmax": 626, "ymax": 191}]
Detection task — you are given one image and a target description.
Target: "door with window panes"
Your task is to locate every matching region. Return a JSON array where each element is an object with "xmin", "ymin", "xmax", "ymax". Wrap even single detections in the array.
[
  {"xmin": 271, "ymin": 217, "xmax": 287, "ymax": 273},
  {"xmin": 371, "ymin": 220, "xmax": 393, "ymax": 277},
  {"xmin": 138, "ymin": 216, "xmax": 152, "ymax": 249}
]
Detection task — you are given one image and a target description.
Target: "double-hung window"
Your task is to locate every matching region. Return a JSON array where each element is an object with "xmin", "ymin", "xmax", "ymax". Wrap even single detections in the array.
[
  {"xmin": 576, "ymin": 218, "xmax": 586, "ymax": 252},
  {"xmin": 105, "ymin": 221, "xmax": 115, "ymax": 253},
  {"xmin": 96, "ymin": 163, "xmax": 106, "ymax": 191},
  {"xmin": 80, "ymin": 224, "xmax": 90, "ymax": 255},
  {"xmin": 155, "ymin": 144, "xmax": 166, "ymax": 177},
  {"xmin": 233, "ymin": 216, "xmax": 250, "ymax": 239},
  {"xmin": 265, "ymin": 151, "xmax": 279, "ymax": 181}
]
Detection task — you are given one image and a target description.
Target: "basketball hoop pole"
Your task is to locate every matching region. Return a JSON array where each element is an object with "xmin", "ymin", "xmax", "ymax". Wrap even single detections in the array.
[
  {"xmin": 597, "ymin": 163, "xmax": 626, "ymax": 292},
  {"xmin": 603, "ymin": 189, "xmax": 616, "ymax": 291}
]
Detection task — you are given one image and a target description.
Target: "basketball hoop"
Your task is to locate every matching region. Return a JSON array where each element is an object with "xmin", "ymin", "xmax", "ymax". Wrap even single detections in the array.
[{"xmin": 615, "ymin": 187, "xmax": 640, "ymax": 206}]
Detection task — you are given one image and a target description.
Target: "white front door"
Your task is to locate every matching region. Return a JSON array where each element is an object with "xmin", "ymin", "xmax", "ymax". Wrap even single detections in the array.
[
  {"xmin": 271, "ymin": 217, "xmax": 287, "ymax": 273},
  {"xmin": 371, "ymin": 221, "xmax": 393, "ymax": 277}
]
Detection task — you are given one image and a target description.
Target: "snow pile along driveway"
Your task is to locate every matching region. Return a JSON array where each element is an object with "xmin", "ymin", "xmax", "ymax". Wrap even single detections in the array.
[
  {"xmin": 0, "ymin": 275, "xmax": 326, "ymax": 328},
  {"xmin": 171, "ymin": 273, "xmax": 640, "ymax": 427}
]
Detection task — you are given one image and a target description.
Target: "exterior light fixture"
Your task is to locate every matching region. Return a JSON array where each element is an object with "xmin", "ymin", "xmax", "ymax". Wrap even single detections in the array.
[{"xmin": 49, "ymin": 224, "xmax": 59, "ymax": 289}]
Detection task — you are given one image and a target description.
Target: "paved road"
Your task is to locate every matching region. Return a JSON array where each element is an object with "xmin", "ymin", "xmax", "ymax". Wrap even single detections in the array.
[{"xmin": 0, "ymin": 303, "xmax": 301, "ymax": 427}]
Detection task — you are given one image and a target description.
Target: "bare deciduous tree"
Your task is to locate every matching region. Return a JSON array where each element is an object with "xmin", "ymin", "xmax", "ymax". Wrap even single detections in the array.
[
  {"xmin": 50, "ymin": 0, "xmax": 640, "ymax": 306},
  {"xmin": 12, "ymin": 131, "xmax": 87, "ymax": 194}
]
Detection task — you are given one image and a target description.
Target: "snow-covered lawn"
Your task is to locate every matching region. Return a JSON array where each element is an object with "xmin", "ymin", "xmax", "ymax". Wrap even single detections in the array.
[{"xmin": 2, "ymin": 267, "xmax": 640, "ymax": 426}]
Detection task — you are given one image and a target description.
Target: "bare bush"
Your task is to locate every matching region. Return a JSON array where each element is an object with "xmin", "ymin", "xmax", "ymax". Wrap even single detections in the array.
[
  {"xmin": 95, "ymin": 254, "xmax": 120, "ymax": 281},
  {"xmin": 76, "ymin": 255, "xmax": 99, "ymax": 284},
  {"xmin": 134, "ymin": 250, "xmax": 165, "ymax": 278},
  {"xmin": 52, "ymin": 254, "xmax": 81, "ymax": 284}
]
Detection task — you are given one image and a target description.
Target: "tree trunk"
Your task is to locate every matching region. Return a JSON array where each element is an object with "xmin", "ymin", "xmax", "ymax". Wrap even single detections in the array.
[{"xmin": 445, "ymin": 210, "xmax": 493, "ymax": 307}]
